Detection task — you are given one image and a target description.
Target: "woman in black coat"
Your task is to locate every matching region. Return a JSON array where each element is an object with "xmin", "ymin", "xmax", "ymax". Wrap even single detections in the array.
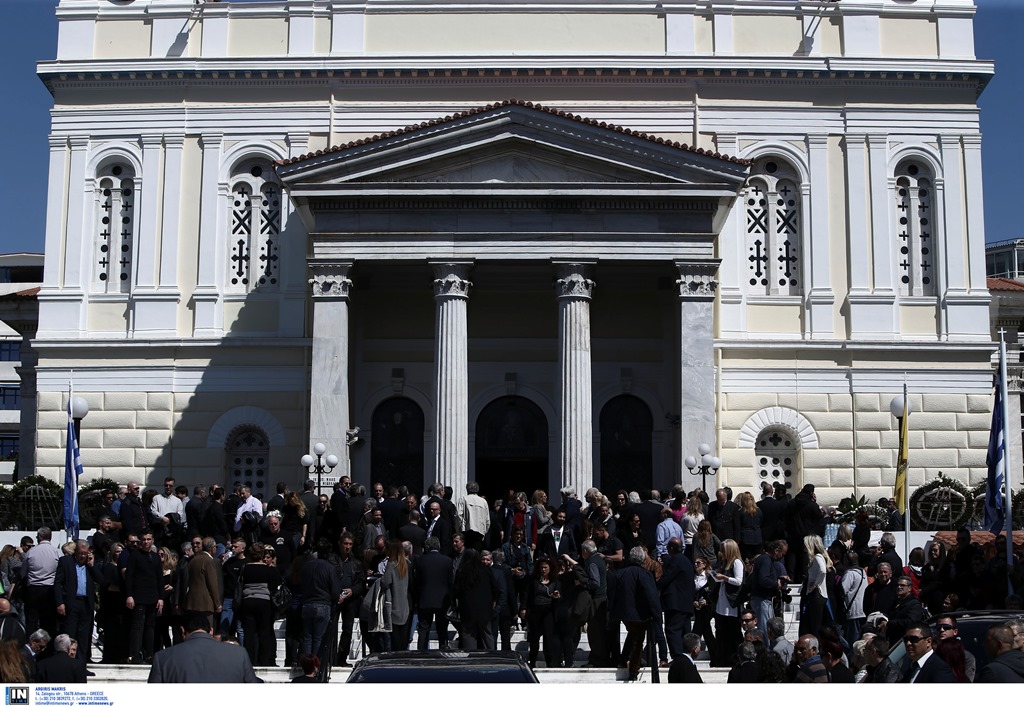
[
  {"xmin": 453, "ymin": 549, "xmax": 499, "ymax": 650},
  {"xmin": 520, "ymin": 557, "xmax": 561, "ymax": 668},
  {"xmin": 692, "ymin": 555, "xmax": 718, "ymax": 666},
  {"xmin": 237, "ymin": 543, "xmax": 282, "ymax": 666}
]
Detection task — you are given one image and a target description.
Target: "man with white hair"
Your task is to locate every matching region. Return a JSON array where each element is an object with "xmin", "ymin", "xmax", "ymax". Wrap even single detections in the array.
[
  {"xmin": 456, "ymin": 481, "xmax": 490, "ymax": 552},
  {"xmin": 36, "ymin": 633, "xmax": 87, "ymax": 683},
  {"xmin": 609, "ymin": 545, "xmax": 663, "ymax": 681},
  {"xmin": 559, "ymin": 486, "xmax": 583, "ymax": 542}
]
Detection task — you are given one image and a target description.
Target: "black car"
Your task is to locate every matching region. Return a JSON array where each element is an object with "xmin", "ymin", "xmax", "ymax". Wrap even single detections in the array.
[
  {"xmin": 886, "ymin": 610, "xmax": 1024, "ymax": 675},
  {"xmin": 346, "ymin": 650, "xmax": 540, "ymax": 683}
]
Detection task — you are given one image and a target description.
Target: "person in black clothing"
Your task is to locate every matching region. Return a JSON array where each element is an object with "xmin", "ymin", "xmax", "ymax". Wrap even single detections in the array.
[
  {"xmin": 784, "ymin": 484, "xmax": 823, "ymax": 583},
  {"xmin": 200, "ymin": 487, "xmax": 230, "ymax": 553},
  {"xmin": 119, "ymin": 482, "xmax": 148, "ymax": 542},
  {"xmin": 453, "ymin": 549, "xmax": 499, "ymax": 650},
  {"xmin": 707, "ymin": 488, "xmax": 741, "ymax": 543},
  {"xmin": 124, "ymin": 530, "xmax": 163, "ymax": 664},
  {"xmin": 237, "ymin": 543, "xmax": 282, "ymax": 667},
  {"xmin": 487, "ymin": 550, "xmax": 518, "ymax": 651},
  {"xmin": 299, "ymin": 539, "xmax": 341, "ymax": 659},
  {"xmin": 331, "ymin": 532, "xmax": 365, "ymax": 667}
]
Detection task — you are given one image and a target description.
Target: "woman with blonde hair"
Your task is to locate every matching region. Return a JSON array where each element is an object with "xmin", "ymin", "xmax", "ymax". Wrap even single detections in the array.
[
  {"xmin": 799, "ymin": 534, "xmax": 833, "ymax": 637},
  {"xmin": 532, "ymin": 489, "xmax": 553, "ymax": 534},
  {"xmin": 155, "ymin": 547, "xmax": 179, "ymax": 651},
  {"xmin": 736, "ymin": 492, "xmax": 763, "ymax": 559},
  {"xmin": 281, "ymin": 491, "xmax": 308, "ymax": 551},
  {"xmin": 713, "ymin": 538, "xmax": 744, "ymax": 667},
  {"xmin": 680, "ymin": 495, "xmax": 704, "ymax": 560}
]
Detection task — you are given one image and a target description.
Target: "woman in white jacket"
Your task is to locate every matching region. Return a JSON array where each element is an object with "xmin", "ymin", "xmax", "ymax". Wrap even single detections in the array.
[
  {"xmin": 713, "ymin": 539, "xmax": 744, "ymax": 667},
  {"xmin": 799, "ymin": 534, "xmax": 832, "ymax": 638}
]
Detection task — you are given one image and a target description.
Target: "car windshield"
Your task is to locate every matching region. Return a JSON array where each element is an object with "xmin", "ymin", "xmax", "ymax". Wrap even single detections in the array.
[{"xmin": 348, "ymin": 665, "xmax": 532, "ymax": 683}]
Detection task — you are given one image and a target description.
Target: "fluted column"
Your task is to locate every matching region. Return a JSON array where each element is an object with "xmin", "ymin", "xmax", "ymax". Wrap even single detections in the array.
[
  {"xmin": 555, "ymin": 261, "xmax": 595, "ymax": 494},
  {"xmin": 432, "ymin": 261, "xmax": 473, "ymax": 495},
  {"xmin": 309, "ymin": 261, "xmax": 353, "ymax": 476},
  {"xmin": 677, "ymin": 260, "xmax": 719, "ymax": 481}
]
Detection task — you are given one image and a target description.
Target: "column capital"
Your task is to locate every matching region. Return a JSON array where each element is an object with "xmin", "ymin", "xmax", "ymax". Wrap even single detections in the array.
[
  {"xmin": 676, "ymin": 260, "xmax": 720, "ymax": 300},
  {"xmin": 431, "ymin": 260, "xmax": 473, "ymax": 299},
  {"xmin": 554, "ymin": 261, "xmax": 596, "ymax": 300},
  {"xmin": 309, "ymin": 261, "xmax": 353, "ymax": 299}
]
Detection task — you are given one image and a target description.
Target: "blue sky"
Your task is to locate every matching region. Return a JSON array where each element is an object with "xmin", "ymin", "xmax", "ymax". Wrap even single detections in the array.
[{"xmin": 2, "ymin": 0, "xmax": 1021, "ymax": 255}]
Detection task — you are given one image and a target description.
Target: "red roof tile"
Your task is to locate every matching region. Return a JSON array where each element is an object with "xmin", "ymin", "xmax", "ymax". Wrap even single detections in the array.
[
  {"xmin": 278, "ymin": 99, "xmax": 749, "ymax": 167},
  {"xmin": 988, "ymin": 277, "xmax": 1024, "ymax": 292}
]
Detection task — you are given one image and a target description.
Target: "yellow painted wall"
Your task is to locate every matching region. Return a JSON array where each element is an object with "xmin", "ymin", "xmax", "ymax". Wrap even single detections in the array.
[
  {"xmin": 88, "ymin": 302, "xmax": 130, "ymax": 332},
  {"xmin": 365, "ymin": 13, "xmax": 664, "ymax": 54},
  {"xmin": 899, "ymin": 304, "xmax": 938, "ymax": 335},
  {"xmin": 314, "ymin": 16, "xmax": 331, "ymax": 55},
  {"xmin": 229, "ymin": 18, "xmax": 289, "ymax": 56},
  {"xmin": 94, "ymin": 20, "xmax": 151, "ymax": 59},
  {"xmin": 746, "ymin": 304, "xmax": 802, "ymax": 333},
  {"xmin": 734, "ymin": 15, "xmax": 803, "ymax": 55},
  {"xmin": 695, "ymin": 14, "xmax": 714, "ymax": 54},
  {"xmin": 880, "ymin": 17, "xmax": 937, "ymax": 58}
]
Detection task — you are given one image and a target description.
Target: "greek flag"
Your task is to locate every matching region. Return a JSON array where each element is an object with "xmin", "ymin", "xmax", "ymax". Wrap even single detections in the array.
[
  {"xmin": 985, "ymin": 366, "xmax": 1007, "ymax": 533},
  {"xmin": 64, "ymin": 398, "xmax": 84, "ymax": 541}
]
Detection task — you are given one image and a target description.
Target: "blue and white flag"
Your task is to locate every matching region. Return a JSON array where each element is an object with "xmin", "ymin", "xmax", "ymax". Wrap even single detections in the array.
[
  {"xmin": 985, "ymin": 367, "xmax": 1007, "ymax": 533},
  {"xmin": 64, "ymin": 398, "xmax": 84, "ymax": 541}
]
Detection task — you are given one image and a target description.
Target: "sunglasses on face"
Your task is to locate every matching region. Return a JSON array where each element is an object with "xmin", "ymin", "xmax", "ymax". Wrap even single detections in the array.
[
  {"xmin": 937, "ymin": 624, "xmax": 954, "ymax": 631},
  {"xmin": 904, "ymin": 635, "xmax": 927, "ymax": 644}
]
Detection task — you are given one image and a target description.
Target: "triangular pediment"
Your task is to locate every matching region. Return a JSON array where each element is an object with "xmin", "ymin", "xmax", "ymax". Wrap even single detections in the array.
[{"xmin": 277, "ymin": 100, "xmax": 749, "ymax": 189}]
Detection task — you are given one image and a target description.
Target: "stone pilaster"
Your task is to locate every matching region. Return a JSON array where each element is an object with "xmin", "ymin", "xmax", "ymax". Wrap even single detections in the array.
[
  {"xmin": 432, "ymin": 261, "xmax": 473, "ymax": 496},
  {"xmin": 309, "ymin": 261, "xmax": 353, "ymax": 477},
  {"xmin": 677, "ymin": 260, "xmax": 719, "ymax": 482},
  {"xmin": 555, "ymin": 261, "xmax": 595, "ymax": 495}
]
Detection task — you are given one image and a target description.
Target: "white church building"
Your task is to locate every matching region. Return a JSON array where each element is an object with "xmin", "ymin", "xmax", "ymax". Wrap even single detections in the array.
[{"xmin": 28, "ymin": 0, "xmax": 995, "ymax": 505}]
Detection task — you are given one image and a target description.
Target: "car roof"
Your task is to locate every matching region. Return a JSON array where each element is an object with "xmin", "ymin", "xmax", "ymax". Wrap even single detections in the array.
[{"xmin": 357, "ymin": 650, "xmax": 531, "ymax": 667}]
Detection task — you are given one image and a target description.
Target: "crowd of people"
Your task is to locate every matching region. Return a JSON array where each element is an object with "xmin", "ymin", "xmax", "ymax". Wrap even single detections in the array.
[{"xmin": 0, "ymin": 475, "xmax": 1023, "ymax": 683}]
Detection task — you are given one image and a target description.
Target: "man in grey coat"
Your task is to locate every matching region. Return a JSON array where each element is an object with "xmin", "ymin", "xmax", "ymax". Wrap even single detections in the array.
[{"xmin": 148, "ymin": 614, "xmax": 260, "ymax": 683}]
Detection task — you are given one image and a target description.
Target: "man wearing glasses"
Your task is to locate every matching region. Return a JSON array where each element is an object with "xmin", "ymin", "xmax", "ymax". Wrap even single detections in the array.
[
  {"xmin": 935, "ymin": 617, "xmax": 976, "ymax": 681},
  {"xmin": 793, "ymin": 634, "xmax": 829, "ymax": 682},
  {"xmin": 901, "ymin": 622, "xmax": 955, "ymax": 682},
  {"xmin": 886, "ymin": 577, "xmax": 924, "ymax": 645}
]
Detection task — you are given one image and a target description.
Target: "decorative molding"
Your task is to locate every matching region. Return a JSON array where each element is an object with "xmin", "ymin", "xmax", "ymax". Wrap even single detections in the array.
[
  {"xmin": 431, "ymin": 261, "xmax": 473, "ymax": 298},
  {"xmin": 676, "ymin": 260, "xmax": 720, "ymax": 299},
  {"xmin": 207, "ymin": 405, "xmax": 287, "ymax": 449},
  {"xmin": 738, "ymin": 406, "xmax": 819, "ymax": 450},
  {"xmin": 554, "ymin": 262, "xmax": 595, "ymax": 300},
  {"xmin": 309, "ymin": 262, "xmax": 353, "ymax": 299}
]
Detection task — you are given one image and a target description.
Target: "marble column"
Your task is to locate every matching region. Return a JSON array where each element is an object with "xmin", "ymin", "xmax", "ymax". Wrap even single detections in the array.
[
  {"xmin": 432, "ymin": 261, "xmax": 473, "ymax": 496},
  {"xmin": 309, "ymin": 261, "xmax": 353, "ymax": 477},
  {"xmin": 676, "ymin": 260, "xmax": 719, "ymax": 482},
  {"xmin": 555, "ymin": 261, "xmax": 595, "ymax": 495}
]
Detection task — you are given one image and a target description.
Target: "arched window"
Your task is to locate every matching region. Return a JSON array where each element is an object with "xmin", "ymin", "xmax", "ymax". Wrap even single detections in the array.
[
  {"xmin": 894, "ymin": 159, "xmax": 936, "ymax": 297},
  {"xmin": 95, "ymin": 162, "xmax": 136, "ymax": 292},
  {"xmin": 599, "ymin": 395, "xmax": 653, "ymax": 496},
  {"xmin": 370, "ymin": 397, "xmax": 425, "ymax": 492},
  {"xmin": 743, "ymin": 158, "xmax": 801, "ymax": 297},
  {"xmin": 228, "ymin": 160, "xmax": 281, "ymax": 292},
  {"xmin": 225, "ymin": 425, "xmax": 270, "ymax": 496},
  {"xmin": 754, "ymin": 428, "xmax": 799, "ymax": 493}
]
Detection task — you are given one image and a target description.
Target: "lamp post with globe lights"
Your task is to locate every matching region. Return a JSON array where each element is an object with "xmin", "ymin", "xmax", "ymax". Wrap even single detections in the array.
[
  {"xmin": 685, "ymin": 443, "xmax": 721, "ymax": 495},
  {"xmin": 300, "ymin": 442, "xmax": 339, "ymax": 496}
]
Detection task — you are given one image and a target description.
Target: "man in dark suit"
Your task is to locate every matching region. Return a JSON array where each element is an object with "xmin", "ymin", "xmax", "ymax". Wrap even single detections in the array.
[
  {"xmin": 379, "ymin": 486, "xmax": 406, "ymax": 539},
  {"xmin": 398, "ymin": 510, "xmax": 428, "ymax": 557},
  {"xmin": 36, "ymin": 633, "xmax": 87, "ymax": 683},
  {"xmin": 668, "ymin": 632, "xmax": 704, "ymax": 683},
  {"xmin": 54, "ymin": 540, "xmax": 101, "ymax": 664},
  {"xmin": 414, "ymin": 536, "xmax": 454, "ymax": 650},
  {"xmin": 658, "ymin": 537, "xmax": 695, "ymax": 660},
  {"xmin": 608, "ymin": 545, "xmax": 663, "ymax": 681},
  {"xmin": 125, "ymin": 530, "xmax": 164, "ymax": 664},
  {"xmin": 185, "ymin": 485, "xmax": 209, "ymax": 540},
  {"xmin": 634, "ymin": 489, "xmax": 665, "ymax": 552},
  {"xmin": 535, "ymin": 509, "xmax": 578, "ymax": 560},
  {"xmin": 707, "ymin": 488, "xmax": 741, "ymax": 543},
  {"xmin": 422, "ymin": 501, "xmax": 453, "ymax": 557},
  {"xmin": 487, "ymin": 550, "xmax": 518, "ymax": 652},
  {"xmin": 902, "ymin": 622, "xmax": 955, "ymax": 683},
  {"xmin": 148, "ymin": 613, "xmax": 260, "ymax": 683},
  {"xmin": 756, "ymin": 483, "xmax": 785, "ymax": 541}
]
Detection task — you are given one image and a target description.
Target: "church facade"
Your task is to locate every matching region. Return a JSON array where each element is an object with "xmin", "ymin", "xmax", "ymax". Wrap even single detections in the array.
[{"xmin": 30, "ymin": 0, "xmax": 994, "ymax": 505}]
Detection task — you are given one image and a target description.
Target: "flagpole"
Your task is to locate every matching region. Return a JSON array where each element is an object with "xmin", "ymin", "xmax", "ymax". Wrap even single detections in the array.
[
  {"xmin": 68, "ymin": 373, "xmax": 74, "ymax": 546},
  {"xmin": 903, "ymin": 381, "xmax": 910, "ymax": 558},
  {"xmin": 1000, "ymin": 332, "xmax": 1014, "ymax": 593}
]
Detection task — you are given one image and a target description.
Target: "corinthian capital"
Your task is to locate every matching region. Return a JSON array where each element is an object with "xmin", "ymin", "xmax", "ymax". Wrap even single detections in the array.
[
  {"xmin": 676, "ymin": 260, "xmax": 720, "ymax": 300},
  {"xmin": 431, "ymin": 261, "xmax": 473, "ymax": 299},
  {"xmin": 309, "ymin": 262, "xmax": 353, "ymax": 299},
  {"xmin": 554, "ymin": 261, "xmax": 596, "ymax": 300}
]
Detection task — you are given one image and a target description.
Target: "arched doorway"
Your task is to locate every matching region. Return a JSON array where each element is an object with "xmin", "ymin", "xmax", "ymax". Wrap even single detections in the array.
[
  {"xmin": 370, "ymin": 397, "xmax": 425, "ymax": 494},
  {"xmin": 475, "ymin": 396, "xmax": 548, "ymax": 503},
  {"xmin": 599, "ymin": 395, "xmax": 653, "ymax": 496}
]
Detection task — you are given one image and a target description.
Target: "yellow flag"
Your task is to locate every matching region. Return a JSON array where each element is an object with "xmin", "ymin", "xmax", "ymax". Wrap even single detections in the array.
[{"xmin": 893, "ymin": 397, "xmax": 909, "ymax": 514}]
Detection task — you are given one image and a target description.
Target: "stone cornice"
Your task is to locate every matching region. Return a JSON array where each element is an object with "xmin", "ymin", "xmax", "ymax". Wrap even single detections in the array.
[
  {"xmin": 430, "ymin": 261, "xmax": 474, "ymax": 299},
  {"xmin": 309, "ymin": 262, "xmax": 353, "ymax": 299}
]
